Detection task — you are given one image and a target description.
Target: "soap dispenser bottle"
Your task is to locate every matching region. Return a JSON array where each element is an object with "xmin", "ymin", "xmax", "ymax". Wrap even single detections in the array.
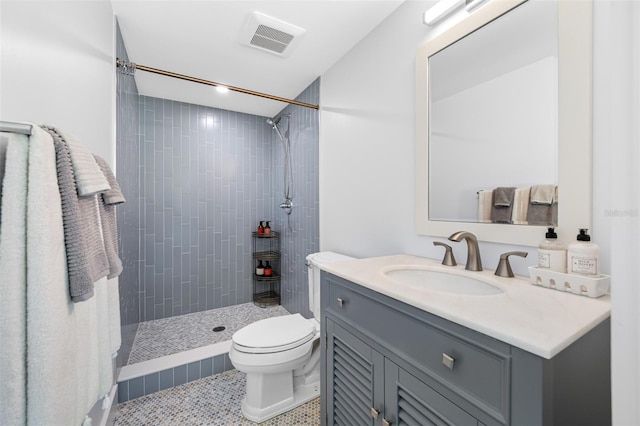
[
  {"xmin": 264, "ymin": 261, "xmax": 273, "ymax": 277},
  {"xmin": 537, "ymin": 227, "xmax": 566, "ymax": 273},
  {"xmin": 567, "ymin": 228, "xmax": 600, "ymax": 277},
  {"xmin": 257, "ymin": 221, "xmax": 264, "ymax": 234},
  {"xmin": 264, "ymin": 221, "xmax": 271, "ymax": 235},
  {"xmin": 256, "ymin": 260, "xmax": 264, "ymax": 276}
]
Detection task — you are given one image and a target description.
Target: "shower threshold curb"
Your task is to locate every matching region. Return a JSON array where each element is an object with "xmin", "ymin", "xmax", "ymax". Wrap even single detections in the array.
[{"xmin": 117, "ymin": 340, "xmax": 233, "ymax": 403}]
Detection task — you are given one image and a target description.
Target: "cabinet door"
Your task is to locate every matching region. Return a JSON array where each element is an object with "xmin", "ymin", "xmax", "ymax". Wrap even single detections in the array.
[
  {"xmin": 326, "ymin": 319, "xmax": 384, "ymax": 426},
  {"xmin": 384, "ymin": 359, "xmax": 481, "ymax": 426}
]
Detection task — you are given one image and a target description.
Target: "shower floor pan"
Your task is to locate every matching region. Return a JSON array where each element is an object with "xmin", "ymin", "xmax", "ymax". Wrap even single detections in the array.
[{"xmin": 127, "ymin": 302, "xmax": 289, "ymax": 365}]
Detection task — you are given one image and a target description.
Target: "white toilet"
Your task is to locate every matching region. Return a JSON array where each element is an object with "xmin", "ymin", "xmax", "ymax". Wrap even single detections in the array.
[{"xmin": 229, "ymin": 251, "xmax": 354, "ymax": 423}]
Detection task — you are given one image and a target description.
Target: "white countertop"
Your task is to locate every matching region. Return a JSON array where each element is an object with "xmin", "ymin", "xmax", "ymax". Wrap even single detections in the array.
[{"xmin": 320, "ymin": 254, "xmax": 611, "ymax": 359}]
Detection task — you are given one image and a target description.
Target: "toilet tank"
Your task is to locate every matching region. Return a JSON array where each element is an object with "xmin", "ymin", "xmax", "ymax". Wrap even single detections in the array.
[{"xmin": 306, "ymin": 251, "xmax": 355, "ymax": 320}]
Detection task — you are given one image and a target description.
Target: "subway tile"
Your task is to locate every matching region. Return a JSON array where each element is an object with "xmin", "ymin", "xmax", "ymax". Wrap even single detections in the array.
[
  {"xmin": 128, "ymin": 376, "xmax": 144, "ymax": 400},
  {"xmin": 187, "ymin": 361, "xmax": 201, "ymax": 382},
  {"xmin": 117, "ymin": 381, "xmax": 129, "ymax": 403},
  {"xmin": 201, "ymin": 357, "xmax": 214, "ymax": 378},
  {"xmin": 173, "ymin": 365, "xmax": 187, "ymax": 386},
  {"xmin": 159, "ymin": 368, "xmax": 174, "ymax": 391},
  {"xmin": 223, "ymin": 353, "xmax": 233, "ymax": 371},
  {"xmin": 144, "ymin": 373, "xmax": 159, "ymax": 395},
  {"xmin": 213, "ymin": 354, "xmax": 225, "ymax": 374}
]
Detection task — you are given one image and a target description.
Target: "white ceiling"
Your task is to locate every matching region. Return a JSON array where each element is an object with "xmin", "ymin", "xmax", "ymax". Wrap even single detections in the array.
[{"xmin": 111, "ymin": 1, "xmax": 405, "ymax": 118}]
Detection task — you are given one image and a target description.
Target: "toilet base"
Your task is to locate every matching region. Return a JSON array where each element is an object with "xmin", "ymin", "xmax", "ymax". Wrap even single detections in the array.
[{"xmin": 240, "ymin": 374, "xmax": 320, "ymax": 423}]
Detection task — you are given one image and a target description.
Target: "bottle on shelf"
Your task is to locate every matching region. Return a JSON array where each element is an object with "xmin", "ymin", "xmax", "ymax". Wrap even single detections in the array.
[
  {"xmin": 257, "ymin": 221, "xmax": 264, "ymax": 234},
  {"xmin": 264, "ymin": 261, "xmax": 273, "ymax": 276},
  {"xmin": 264, "ymin": 221, "xmax": 271, "ymax": 235},
  {"xmin": 256, "ymin": 260, "xmax": 264, "ymax": 276}
]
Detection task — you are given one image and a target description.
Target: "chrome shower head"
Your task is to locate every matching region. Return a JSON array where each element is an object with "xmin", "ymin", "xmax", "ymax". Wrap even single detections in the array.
[{"xmin": 267, "ymin": 117, "xmax": 285, "ymax": 141}]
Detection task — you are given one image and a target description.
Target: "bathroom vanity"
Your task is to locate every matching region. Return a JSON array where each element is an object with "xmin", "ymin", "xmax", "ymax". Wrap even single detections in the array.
[{"xmin": 319, "ymin": 255, "xmax": 611, "ymax": 426}]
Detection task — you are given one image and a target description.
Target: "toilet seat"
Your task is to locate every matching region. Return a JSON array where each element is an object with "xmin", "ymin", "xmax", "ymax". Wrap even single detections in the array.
[{"xmin": 232, "ymin": 314, "xmax": 316, "ymax": 354}]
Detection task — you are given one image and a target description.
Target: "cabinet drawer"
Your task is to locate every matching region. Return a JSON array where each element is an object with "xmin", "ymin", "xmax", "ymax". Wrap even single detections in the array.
[{"xmin": 325, "ymin": 274, "xmax": 511, "ymax": 424}]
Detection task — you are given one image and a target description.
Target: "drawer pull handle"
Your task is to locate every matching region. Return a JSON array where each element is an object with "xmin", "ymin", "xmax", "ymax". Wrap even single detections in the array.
[
  {"xmin": 337, "ymin": 298, "xmax": 344, "ymax": 307},
  {"xmin": 370, "ymin": 407, "xmax": 380, "ymax": 420},
  {"xmin": 382, "ymin": 419, "xmax": 392, "ymax": 426},
  {"xmin": 442, "ymin": 353, "xmax": 455, "ymax": 370}
]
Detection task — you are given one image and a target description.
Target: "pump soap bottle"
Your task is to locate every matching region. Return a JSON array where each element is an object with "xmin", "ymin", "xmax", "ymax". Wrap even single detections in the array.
[
  {"xmin": 537, "ymin": 228, "xmax": 566, "ymax": 273},
  {"xmin": 567, "ymin": 229, "xmax": 600, "ymax": 277}
]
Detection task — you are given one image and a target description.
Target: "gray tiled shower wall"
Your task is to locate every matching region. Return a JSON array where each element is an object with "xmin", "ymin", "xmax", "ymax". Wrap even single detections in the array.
[
  {"xmin": 271, "ymin": 79, "xmax": 321, "ymax": 318},
  {"xmin": 116, "ymin": 33, "xmax": 320, "ymax": 337},
  {"xmin": 135, "ymin": 97, "xmax": 274, "ymax": 322},
  {"xmin": 116, "ymin": 21, "xmax": 141, "ymax": 368}
]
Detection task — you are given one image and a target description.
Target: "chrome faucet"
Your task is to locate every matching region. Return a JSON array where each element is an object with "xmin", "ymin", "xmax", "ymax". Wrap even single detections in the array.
[{"xmin": 448, "ymin": 231, "xmax": 483, "ymax": 271}]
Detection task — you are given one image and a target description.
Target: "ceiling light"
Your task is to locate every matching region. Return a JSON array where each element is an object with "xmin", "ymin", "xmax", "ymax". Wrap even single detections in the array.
[
  {"xmin": 216, "ymin": 85, "xmax": 229, "ymax": 94},
  {"xmin": 423, "ymin": 0, "xmax": 466, "ymax": 26}
]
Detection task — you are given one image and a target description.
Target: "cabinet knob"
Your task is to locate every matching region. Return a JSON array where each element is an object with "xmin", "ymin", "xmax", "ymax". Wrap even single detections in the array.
[
  {"xmin": 442, "ymin": 353, "xmax": 455, "ymax": 370},
  {"xmin": 382, "ymin": 419, "xmax": 392, "ymax": 426},
  {"xmin": 370, "ymin": 407, "xmax": 379, "ymax": 420},
  {"xmin": 337, "ymin": 298, "xmax": 344, "ymax": 307}
]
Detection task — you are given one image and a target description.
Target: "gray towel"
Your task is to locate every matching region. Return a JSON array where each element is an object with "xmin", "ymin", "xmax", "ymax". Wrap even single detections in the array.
[
  {"xmin": 527, "ymin": 201, "xmax": 558, "ymax": 226},
  {"xmin": 93, "ymin": 156, "xmax": 124, "ymax": 279},
  {"xmin": 94, "ymin": 155, "xmax": 125, "ymax": 205},
  {"xmin": 45, "ymin": 127, "xmax": 109, "ymax": 302},
  {"xmin": 490, "ymin": 187, "xmax": 515, "ymax": 223}
]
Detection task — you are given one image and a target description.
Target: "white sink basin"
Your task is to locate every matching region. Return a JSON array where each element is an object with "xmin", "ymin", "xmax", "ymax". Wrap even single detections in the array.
[{"xmin": 384, "ymin": 267, "xmax": 503, "ymax": 296}]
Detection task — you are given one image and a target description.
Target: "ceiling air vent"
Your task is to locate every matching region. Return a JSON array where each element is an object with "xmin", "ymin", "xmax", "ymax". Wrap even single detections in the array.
[{"xmin": 240, "ymin": 12, "xmax": 305, "ymax": 57}]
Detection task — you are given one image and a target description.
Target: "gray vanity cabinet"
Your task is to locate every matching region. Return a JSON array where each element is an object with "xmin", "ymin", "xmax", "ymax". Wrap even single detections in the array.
[
  {"xmin": 326, "ymin": 318, "xmax": 483, "ymax": 425},
  {"xmin": 320, "ymin": 272, "xmax": 611, "ymax": 426}
]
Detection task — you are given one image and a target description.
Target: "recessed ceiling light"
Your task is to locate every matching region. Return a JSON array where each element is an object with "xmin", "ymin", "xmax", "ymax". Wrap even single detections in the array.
[{"xmin": 216, "ymin": 85, "xmax": 229, "ymax": 94}]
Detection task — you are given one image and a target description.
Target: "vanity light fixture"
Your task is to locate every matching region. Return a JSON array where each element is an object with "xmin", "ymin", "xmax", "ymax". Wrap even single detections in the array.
[
  {"xmin": 423, "ymin": 0, "xmax": 466, "ymax": 26},
  {"xmin": 465, "ymin": 0, "xmax": 488, "ymax": 13}
]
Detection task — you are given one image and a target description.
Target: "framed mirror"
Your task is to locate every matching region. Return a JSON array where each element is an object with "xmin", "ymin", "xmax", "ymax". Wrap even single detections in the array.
[{"xmin": 415, "ymin": 0, "xmax": 592, "ymax": 246}]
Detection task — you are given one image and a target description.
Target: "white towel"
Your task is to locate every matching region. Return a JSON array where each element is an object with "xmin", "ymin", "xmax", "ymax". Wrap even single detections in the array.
[
  {"xmin": 42, "ymin": 126, "xmax": 110, "ymax": 197},
  {"xmin": 511, "ymin": 187, "xmax": 530, "ymax": 225},
  {"xmin": 17, "ymin": 125, "xmax": 118, "ymax": 425},
  {"xmin": 477, "ymin": 190, "xmax": 492, "ymax": 223},
  {"xmin": 108, "ymin": 278, "xmax": 122, "ymax": 355},
  {"xmin": 95, "ymin": 277, "xmax": 114, "ymax": 399},
  {"xmin": 25, "ymin": 125, "xmax": 81, "ymax": 425},
  {"xmin": 0, "ymin": 132, "xmax": 29, "ymax": 426}
]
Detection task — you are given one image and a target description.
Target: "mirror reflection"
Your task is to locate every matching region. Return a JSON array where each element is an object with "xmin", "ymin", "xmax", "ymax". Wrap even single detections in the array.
[{"xmin": 428, "ymin": 0, "xmax": 558, "ymax": 226}]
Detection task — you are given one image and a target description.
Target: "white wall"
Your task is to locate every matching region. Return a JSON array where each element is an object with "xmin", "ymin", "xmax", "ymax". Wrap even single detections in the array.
[
  {"xmin": 0, "ymin": 0, "xmax": 115, "ymax": 164},
  {"xmin": 320, "ymin": 0, "xmax": 639, "ymax": 423},
  {"xmin": 592, "ymin": 2, "xmax": 640, "ymax": 424},
  {"xmin": 320, "ymin": 0, "xmax": 535, "ymax": 272}
]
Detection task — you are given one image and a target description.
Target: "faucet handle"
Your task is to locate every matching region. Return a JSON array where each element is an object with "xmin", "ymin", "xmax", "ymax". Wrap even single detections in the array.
[
  {"xmin": 433, "ymin": 242, "xmax": 457, "ymax": 266},
  {"xmin": 495, "ymin": 251, "xmax": 528, "ymax": 278}
]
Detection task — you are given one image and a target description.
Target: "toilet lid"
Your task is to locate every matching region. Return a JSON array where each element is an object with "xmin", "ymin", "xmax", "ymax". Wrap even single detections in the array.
[{"xmin": 232, "ymin": 314, "xmax": 316, "ymax": 353}]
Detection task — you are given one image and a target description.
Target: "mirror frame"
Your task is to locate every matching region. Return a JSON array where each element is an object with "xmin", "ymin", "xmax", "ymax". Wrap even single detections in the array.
[{"xmin": 415, "ymin": 0, "xmax": 592, "ymax": 247}]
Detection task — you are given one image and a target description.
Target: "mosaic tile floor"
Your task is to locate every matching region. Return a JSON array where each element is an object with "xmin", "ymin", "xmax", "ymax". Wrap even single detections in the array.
[
  {"xmin": 128, "ymin": 303, "xmax": 290, "ymax": 364},
  {"xmin": 115, "ymin": 369, "xmax": 320, "ymax": 425}
]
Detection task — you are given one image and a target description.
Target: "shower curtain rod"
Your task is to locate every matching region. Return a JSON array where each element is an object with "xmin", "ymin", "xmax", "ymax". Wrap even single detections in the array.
[
  {"xmin": 0, "ymin": 121, "xmax": 33, "ymax": 135},
  {"xmin": 116, "ymin": 58, "xmax": 319, "ymax": 111}
]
